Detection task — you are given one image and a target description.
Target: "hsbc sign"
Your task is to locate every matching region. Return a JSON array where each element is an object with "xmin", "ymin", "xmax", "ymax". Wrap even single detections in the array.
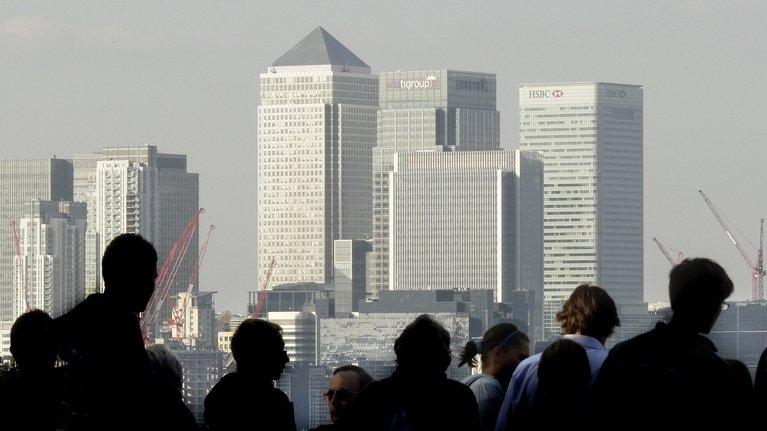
[{"xmin": 528, "ymin": 89, "xmax": 564, "ymax": 98}]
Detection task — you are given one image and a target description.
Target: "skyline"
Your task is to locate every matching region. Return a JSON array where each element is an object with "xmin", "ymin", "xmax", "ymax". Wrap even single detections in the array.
[{"xmin": 2, "ymin": 1, "xmax": 766, "ymax": 311}]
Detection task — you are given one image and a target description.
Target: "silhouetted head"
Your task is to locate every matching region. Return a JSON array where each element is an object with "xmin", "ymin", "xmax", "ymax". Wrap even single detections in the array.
[
  {"xmin": 146, "ymin": 345, "xmax": 184, "ymax": 400},
  {"xmin": 669, "ymin": 258, "xmax": 733, "ymax": 334},
  {"xmin": 325, "ymin": 365, "xmax": 373, "ymax": 424},
  {"xmin": 537, "ymin": 339, "xmax": 591, "ymax": 408},
  {"xmin": 10, "ymin": 309, "xmax": 57, "ymax": 370},
  {"xmin": 231, "ymin": 319, "xmax": 288, "ymax": 380},
  {"xmin": 102, "ymin": 234, "xmax": 158, "ymax": 313},
  {"xmin": 459, "ymin": 323, "xmax": 530, "ymax": 384},
  {"xmin": 394, "ymin": 314, "xmax": 452, "ymax": 375},
  {"xmin": 556, "ymin": 284, "xmax": 620, "ymax": 344}
]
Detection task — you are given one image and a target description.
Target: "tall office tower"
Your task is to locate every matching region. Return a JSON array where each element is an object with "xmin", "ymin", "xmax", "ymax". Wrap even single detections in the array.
[
  {"xmin": 267, "ymin": 311, "xmax": 317, "ymax": 364},
  {"xmin": 257, "ymin": 27, "xmax": 378, "ymax": 287},
  {"xmin": 370, "ymin": 69, "xmax": 500, "ymax": 296},
  {"xmin": 519, "ymin": 83, "xmax": 643, "ymax": 337},
  {"xmin": 388, "ymin": 150, "xmax": 542, "ymax": 309},
  {"xmin": 333, "ymin": 239, "xmax": 371, "ymax": 314},
  {"xmin": 74, "ymin": 145, "xmax": 199, "ymax": 328},
  {"xmin": 0, "ymin": 158, "xmax": 73, "ymax": 321},
  {"xmin": 13, "ymin": 200, "xmax": 86, "ymax": 319}
]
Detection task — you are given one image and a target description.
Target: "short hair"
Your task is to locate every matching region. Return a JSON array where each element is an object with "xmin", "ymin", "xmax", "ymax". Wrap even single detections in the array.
[
  {"xmin": 538, "ymin": 338, "xmax": 591, "ymax": 393},
  {"xmin": 394, "ymin": 314, "xmax": 452, "ymax": 372},
  {"xmin": 146, "ymin": 345, "xmax": 183, "ymax": 393},
  {"xmin": 10, "ymin": 309, "xmax": 57, "ymax": 369},
  {"xmin": 669, "ymin": 258, "xmax": 733, "ymax": 313},
  {"xmin": 556, "ymin": 284, "xmax": 620, "ymax": 339},
  {"xmin": 231, "ymin": 319, "xmax": 283, "ymax": 368},
  {"xmin": 101, "ymin": 234, "xmax": 157, "ymax": 287},
  {"xmin": 333, "ymin": 365, "xmax": 373, "ymax": 390}
]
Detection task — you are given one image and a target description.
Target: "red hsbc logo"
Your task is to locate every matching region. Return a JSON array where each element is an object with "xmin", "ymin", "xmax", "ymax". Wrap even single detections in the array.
[{"xmin": 528, "ymin": 89, "xmax": 564, "ymax": 98}]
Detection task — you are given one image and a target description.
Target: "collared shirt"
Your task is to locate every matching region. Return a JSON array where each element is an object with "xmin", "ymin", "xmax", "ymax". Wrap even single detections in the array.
[{"xmin": 494, "ymin": 334, "xmax": 607, "ymax": 431}]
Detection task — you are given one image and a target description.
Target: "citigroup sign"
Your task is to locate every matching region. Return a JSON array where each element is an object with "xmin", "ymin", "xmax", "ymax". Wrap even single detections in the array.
[{"xmin": 397, "ymin": 75, "xmax": 439, "ymax": 90}]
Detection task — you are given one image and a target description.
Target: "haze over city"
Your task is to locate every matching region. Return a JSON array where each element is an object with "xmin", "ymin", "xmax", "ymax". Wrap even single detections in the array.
[{"xmin": 1, "ymin": 0, "xmax": 765, "ymax": 311}]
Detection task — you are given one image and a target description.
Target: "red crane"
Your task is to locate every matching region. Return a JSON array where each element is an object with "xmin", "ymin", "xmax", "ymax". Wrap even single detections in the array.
[
  {"xmin": 252, "ymin": 257, "xmax": 276, "ymax": 319},
  {"xmin": 699, "ymin": 190, "xmax": 765, "ymax": 300},
  {"xmin": 10, "ymin": 221, "xmax": 30, "ymax": 312},
  {"xmin": 140, "ymin": 208, "xmax": 203, "ymax": 340},
  {"xmin": 169, "ymin": 224, "xmax": 215, "ymax": 341}
]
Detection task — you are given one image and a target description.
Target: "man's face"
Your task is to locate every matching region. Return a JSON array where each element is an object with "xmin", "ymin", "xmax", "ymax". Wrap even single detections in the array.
[{"xmin": 325, "ymin": 371, "xmax": 361, "ymax": 423}]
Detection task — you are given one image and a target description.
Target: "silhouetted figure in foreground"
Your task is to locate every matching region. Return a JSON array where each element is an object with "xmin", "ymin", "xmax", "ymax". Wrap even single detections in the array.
[
  {"xmin": 756, "ymin": 347, "xmax": 767, "ymax": 405},
  {"xmin": 311, "ymin": 365, "xmax": 373, "ymax": 431},
  {"xmin": 349, "ymin": 314, "xmax": 480, "ymax": 430},
  {"xmin": 146, "ymin": 345, "xmax": 199, "ymax": 430},
  {"xmin": 460, "ymin": 323, "xmax": 529, "ymax": 431},
  {"xmin": 55, "ymin": 234, "xmax": 157, "ymax": 430},
  {"xmin": 204, "ymin": 319, "xmax": 295, "ymax": 431},
  {"xmin": 496, "ymin": 284, "xmax": 619, "ymax": 431},
  {"xmin": 530, "ymin": 339, "xmax": 590, "ymax": 426},
  {"xmin": 589, "ymin": 258, "xmax": 742, "ymax": 428},
  {"xmin": 0, "ymin": 310, "xmax": 63, "ymax": 430}
]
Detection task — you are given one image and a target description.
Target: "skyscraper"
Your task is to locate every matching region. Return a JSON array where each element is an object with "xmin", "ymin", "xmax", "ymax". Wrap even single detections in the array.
[
  {"xmin": 519, "ymin": 82, "xmax": 643, "ymax": 336},
  {"xmin": 371, "ymin": 69, "xmax": 500, "ymax": 296},
  {"xmin": 333, "ymin": 239, "xmax": 371, "ymax": 314},
  {"xmin": 257, "ymin": 27, "xmax": 378, "ymax": 287},
  {"xmin": 73, "ymin": 145, "xmax": 199, "ymax": 329},
  {"xmin": 387, "ymin": 150, "xmax": 542, "ymax": 310},
  {"xmin": 13, "ymin": 200, "xmax": 86, "ymax": 318},
  {"xmin": 0, "ymin": 158, "xmax": 73, "ymax": 321}
]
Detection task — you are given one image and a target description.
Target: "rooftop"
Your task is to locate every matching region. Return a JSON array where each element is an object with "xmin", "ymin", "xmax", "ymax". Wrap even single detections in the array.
[{"xmin": 271, "ymin": 26, "xmax": 368, "ymax": 68}]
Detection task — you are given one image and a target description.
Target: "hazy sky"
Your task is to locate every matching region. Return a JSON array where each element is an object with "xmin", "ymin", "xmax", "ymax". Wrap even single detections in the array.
[{"xmin": 1, "ymin": 1, "xmax": 766, "ymax": 311}]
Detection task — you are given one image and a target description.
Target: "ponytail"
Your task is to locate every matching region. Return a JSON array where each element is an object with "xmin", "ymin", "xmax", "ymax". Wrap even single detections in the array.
[{"xmin": 459, "ymin": 339, "xmax": 481, "ymax": 367}]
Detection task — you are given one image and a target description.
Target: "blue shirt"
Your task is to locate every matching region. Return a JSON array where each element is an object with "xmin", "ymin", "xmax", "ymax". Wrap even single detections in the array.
[
  {"xmin": 462, "ymin": 374, "xmax": 504, "ymax": 431},
  {"xmin": 494, "ymin": 335, "xmax": 608, "ymax": 431}
]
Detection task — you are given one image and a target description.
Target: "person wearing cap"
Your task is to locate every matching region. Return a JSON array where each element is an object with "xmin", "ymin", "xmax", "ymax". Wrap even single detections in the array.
[{"xmin": 460, "ymin": 323, "xmax": 530, "ymax": 431}]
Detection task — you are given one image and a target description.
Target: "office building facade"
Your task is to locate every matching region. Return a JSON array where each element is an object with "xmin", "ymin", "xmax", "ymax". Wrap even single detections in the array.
[
  {"xmin": 333, "ymin": 239, "xmax": 371, "ymax": 314},
  {"xmin": 371, "ymin": 69, "xmax": 501, "ymax": 296},
  {"xmin": 13, "ymin": 200, "xmax": 86, "ymax": 319},
  {"xmin": 257, "ymin": 27, "xmax": 378, "ymax": 288},
  {"xmin": 519, "ymin": 82, "xmax": 643, "ymax": 336},
  {"xmin": 0, "ymin": 158, "xmax": 73, "ymax": 321}
]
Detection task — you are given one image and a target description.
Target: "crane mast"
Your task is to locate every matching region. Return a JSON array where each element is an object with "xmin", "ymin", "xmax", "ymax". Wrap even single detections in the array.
[
  {"xmin": 652, "ymin": 237, "xmax": 677, "ymax": 267},
  {"xmin": 253, "ymin": 258, "xmax": 276, "ymax": 319},
  {"xmin": 10, "ymin": 221, "xmax": 30, "ymax": 312}
]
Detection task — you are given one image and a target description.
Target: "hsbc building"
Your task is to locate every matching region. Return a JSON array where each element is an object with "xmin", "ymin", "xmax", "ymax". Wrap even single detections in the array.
[{"xmin": 519, "ymin": 82, "xmax": 644, "ymax": 338}]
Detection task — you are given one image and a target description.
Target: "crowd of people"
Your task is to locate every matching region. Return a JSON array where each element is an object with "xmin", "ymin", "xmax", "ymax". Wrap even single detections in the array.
[{"xmin": 1, "ymin": 233, "xmax": 767, "ymax": 430}]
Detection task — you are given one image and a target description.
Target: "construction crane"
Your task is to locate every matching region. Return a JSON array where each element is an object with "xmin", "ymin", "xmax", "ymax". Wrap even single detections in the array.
[
  {"xmin": 10, "ymin": 221, "xmax": 29, "ymax": 312},
  {"xmin": 252, "ymin": 257, "xmax": 276, "ymax": 319},
  {"xmin": 169, "ymin": 224, "xmax": 215, "ymax": 342},
  {"xmin": 652, "ymin": 237, "xmax": 684, "ymax": 267},
  {"xmin": 140, "ymin": 208, "xmax": 203, "ymax": 340},
  {"xmin": 699, "ymin": 190, "xmax": 765, "ymax": 300}
]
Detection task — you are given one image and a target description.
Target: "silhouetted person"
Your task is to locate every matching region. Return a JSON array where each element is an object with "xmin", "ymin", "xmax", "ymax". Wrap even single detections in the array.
[
  {"xmin": 311, "ymin": 365, "xmax": 373, "ymax": 431},
  {"xmin": 460, "ymin": 323, "xmax": 530, "ymax": 431},
  {"xmin": 536, "ymin": 340, "xmax": 590, "ymax": 423},
  {"xmin": 55, "ymin": 233, "xmax": 157, "ymax": 430},
  {"xmin": 203, "ymin": 319, "xmax": 295, "ymax": 431},
  {"xmin": 496, "ymin": 284, "xmax": 619, "ymax": 431},
  {"xmin": 589, "ymin": 258, "xmax": 741, "ymax": 428},
  {"xmin": 146, "ymin": 345, "xmax": 199, "ymax": 430},
  {"xmin": 348, "ymin": 314, "xmax": 480, "ymax": 430},
  {"xmin": 756, "ymin": 347, "xmax": 767, "ymax": 405},
  {"xmin": 0, "ymin": 310, "xmax": 62, "ymax": 430}
]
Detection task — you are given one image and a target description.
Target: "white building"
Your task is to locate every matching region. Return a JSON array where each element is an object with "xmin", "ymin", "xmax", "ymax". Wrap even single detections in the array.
[
  {"xmin": 267, "ymin": 311, "xmax": 317, "ymax": 364},
  {"xmin": 171, "ymin": 291, "xmax": 217, "ymax": 348},
  {"xmin": 519, "ymin": 82, "xmax": 643, "ymax": 336},
  {"xmin": 13, "ymin": 200, "xmax": 87, "ymax": 319},
  {"xmin": 388, "ymin": 150, "xmax": 543, "ymax": 308},
  {"xmin": 257, "ymin": 27, "xmax": 378, "ymax": 287}
]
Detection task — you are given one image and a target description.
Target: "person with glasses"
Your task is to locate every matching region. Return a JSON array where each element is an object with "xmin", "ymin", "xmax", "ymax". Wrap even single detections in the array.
[
  {"xmin": 589, "ymin": 258, "xmax": 743, "ymax": 429},
  {"xmin": 459, "ymin": 323, "xmax": 530, "ymax": 431},
  {"xmin": 204, "ymin": 319, "xmax": 295, "ymax": 431},
  {"xmin": 311, "ymin": 365, "xmax": 373, "ymax": 430},
  {"xmin": 496, "ymin": 284, "xmax": 620, "ymax": 431}
]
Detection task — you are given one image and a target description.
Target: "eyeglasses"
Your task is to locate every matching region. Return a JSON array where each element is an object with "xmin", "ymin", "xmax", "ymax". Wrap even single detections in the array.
[
  {"xmin": 721, "ymin": 302, "xmax": 730, "ymax": 311},
  {"xmin": 324, "ymin": 388, "xmax": 357, "ymax": 401}
]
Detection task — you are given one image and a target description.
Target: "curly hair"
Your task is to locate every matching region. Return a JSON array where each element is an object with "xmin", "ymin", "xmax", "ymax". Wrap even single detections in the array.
[{"xmin": 556, "ymin": 284, "xmax": 620, "ymax": 340}]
